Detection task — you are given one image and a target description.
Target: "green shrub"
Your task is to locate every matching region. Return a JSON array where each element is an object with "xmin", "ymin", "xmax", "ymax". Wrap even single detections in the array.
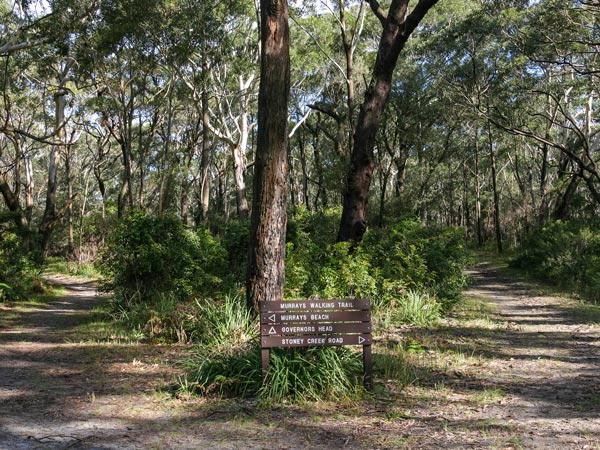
[
  {"xmin": 285, "ymin": 212, "xmax": 470, "ymax": 310},
  {"xmin": 0, "ymin": 218, "xmax": 40, "ymax": 301},
  {"xmin": 511, "ymin": 220, "xmax": 600, "ymax": 301},
  {"xmin": 363, "ymin": 219, "xmax": 470, "ymax": 308},
  {"xmin": 99, "ymin": 211, "xmax": 228, "ymax": 340}
]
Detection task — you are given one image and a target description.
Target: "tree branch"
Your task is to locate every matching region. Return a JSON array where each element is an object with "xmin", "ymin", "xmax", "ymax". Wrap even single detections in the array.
[{"xmin": 365, "ymin": 0, "xmax": 387, "ymax": 27}]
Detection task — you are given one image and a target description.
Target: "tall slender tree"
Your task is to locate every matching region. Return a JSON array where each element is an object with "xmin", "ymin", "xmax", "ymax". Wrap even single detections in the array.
[{"xmin": 247, "ymin": 0, "xmax": 291, "ymax": 311}]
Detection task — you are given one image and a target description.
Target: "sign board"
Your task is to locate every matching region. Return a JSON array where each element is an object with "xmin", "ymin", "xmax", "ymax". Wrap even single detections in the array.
[
  {"xmin": 260, "ymin": 310, "xmax": 370, "ymax": 325},
  {"xmin": 261, "ymin": 322, "xmax": 371, "ymax": 336},
  {"xmin": 259, "ymin": 299, "xmax": 371, "ymax": 312},
  {"xmin": 259, "ymin": 298, "xmax": 372, "ymax": 389},
  {"xmin": 261, "ymin": 334, "xmax": 371, "ymax": 348}
]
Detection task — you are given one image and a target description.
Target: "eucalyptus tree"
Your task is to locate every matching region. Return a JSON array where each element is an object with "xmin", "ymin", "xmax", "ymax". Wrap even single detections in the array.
[
  {"xmin": 288, "ymin": 3, "xmax": 357, "ymax": 210},
  {"xmin": 498, "ymin": 0, "xmax": 600, "ymax": 221},
  {"xmin": 247, "ymin": 0, "xmax": 291, "ymax": 310},
  {"xmin": 0, "ymin": 1, "xmax": 90, "ymax": 251},
  {"xmin": 336, "ymin": 0, "xmax": 440, "ymax": 243},
  {"xmin": 162, "ymin": 0, "xmax": 251, "ymax": 222},
  {"xmin": 433, "ymin": 8, "xmax": 516, "ymax": 251},
  {"xmin": 205, "ymin": 6, "xmax": 259, "ymax": 220}
]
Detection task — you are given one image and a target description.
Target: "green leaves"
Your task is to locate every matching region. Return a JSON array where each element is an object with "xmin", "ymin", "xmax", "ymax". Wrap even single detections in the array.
[
  {"xmin": 99, "ymin": 211, "xmax": 229, "ymax": 339},
  {"xmin": 285, "ymin": 210, "xmax": 470, "ymax": 310},
  {"xmin": 511, "ymin": 220, "xmax": 600, "ymax": 301}
]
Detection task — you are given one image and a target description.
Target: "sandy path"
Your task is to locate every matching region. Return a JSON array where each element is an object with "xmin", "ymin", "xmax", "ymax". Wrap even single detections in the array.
[
  {"xmin": 465, "ymin": 261, "xmax": 600, "ymax": 448},
  {"xmin": 0, "ymin": 277, "xmax": 187, "ymax": 450},
  {"xmin": 1, "ymin": 265, "xmax": 600, "ymax": 449},
  {"xmin": 397, "ymin": 261, "xmax": 600, "ymax": 449}
]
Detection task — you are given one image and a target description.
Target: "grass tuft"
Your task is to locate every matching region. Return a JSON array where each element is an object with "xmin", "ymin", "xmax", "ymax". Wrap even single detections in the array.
[
  {"xmin": 178, "ymin": 294, "xmax": 366, "ymax": 403},
  {"xmin": 396, "ymin": 290, "xmax": 441, "ymax": 326}
]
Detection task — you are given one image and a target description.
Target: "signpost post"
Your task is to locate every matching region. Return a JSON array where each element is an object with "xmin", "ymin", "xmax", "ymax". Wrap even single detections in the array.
[{"xmin": 259, "ymin": 298, "xmax": 372, "ymax": 389}]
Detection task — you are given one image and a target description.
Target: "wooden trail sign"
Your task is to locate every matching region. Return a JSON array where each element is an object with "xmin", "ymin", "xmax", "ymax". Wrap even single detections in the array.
[{"xmin": 259, "ymin": 298, "xmax": 372, "ymax": 389}]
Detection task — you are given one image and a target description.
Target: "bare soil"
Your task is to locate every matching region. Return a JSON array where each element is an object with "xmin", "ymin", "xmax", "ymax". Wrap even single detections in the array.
[{"xmin": 1, "ymin": 263, "xmax": 600, "ymax": 449}]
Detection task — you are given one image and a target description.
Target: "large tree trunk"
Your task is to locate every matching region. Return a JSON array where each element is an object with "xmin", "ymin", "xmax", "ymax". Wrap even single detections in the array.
[
  {"xmin": 487, "ymin": 121, "xmax": 502, "ymax": 253},
  {"xmin": 39, "ymin": 89, "xmax": 66, "ymax": 252},
  {"xmin": 474, "ymin": 127, "xmax": 483, "ymax": 247},
  {"xmin": 199, "ymin": 83, "xmax": 211, "ymax": 222},
  {"xmin": 337, "ymin": 0, "xmax": 439, "ymax": 243},
  {"xmin": 246, "ymin": 0, "xmax": 290, "ymax": 312}
]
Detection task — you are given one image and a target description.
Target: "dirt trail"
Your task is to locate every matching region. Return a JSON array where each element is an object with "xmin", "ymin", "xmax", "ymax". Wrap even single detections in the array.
[
  {"xmin": 1, "ymin": 265, "xmax": 600, "ymax": 449},
  {"xmin": 394, "ymin": 261, "xmax": 600, "ymax": 449},
  {"xmin": 0, "ymin": 277, "xmax": 187, "ymax": 450}
]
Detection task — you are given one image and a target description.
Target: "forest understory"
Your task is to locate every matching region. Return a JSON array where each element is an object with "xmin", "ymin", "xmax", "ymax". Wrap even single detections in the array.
[{"xmin": 1, "ymin": 260, "xmax": 599, "ymax": 450}]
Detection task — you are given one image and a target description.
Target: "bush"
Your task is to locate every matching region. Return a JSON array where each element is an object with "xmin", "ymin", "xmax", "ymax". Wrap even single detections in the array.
[
  {"xmin": 0, "ymin": 217, "xmax": 40, "ymax": 301},
  {"xmin": 285, "ymin": 212, "xmax": 471, "ymax": 312},
  {"xmin": 99, "ymin": 211, "xmax": 228, "ymax": 340},
  {"xmin": 511, "ymin": 220, "xmax": 600, "ymax": 301},
  {"xmin": 363, "ymin": 219, "xmax": 471, "ymax": 308}
]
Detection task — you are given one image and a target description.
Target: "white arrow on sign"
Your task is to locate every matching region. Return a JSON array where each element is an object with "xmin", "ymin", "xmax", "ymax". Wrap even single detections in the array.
[
  {"xmin": 269, "ymin": 327, "xmax": 276, "ymax": 335},
  {"xmin": 358, "ymin": 336, "xmax": 366, "ymax": 344},
  {"xmin": 268, "ymin": 314, "xmax": 276, "ymax": 322}
]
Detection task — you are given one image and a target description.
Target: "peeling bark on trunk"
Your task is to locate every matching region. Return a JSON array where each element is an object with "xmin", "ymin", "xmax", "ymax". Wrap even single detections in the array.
[{"xmin": 247, "ymin": 0, "xmax": 290, "ymax": 312}]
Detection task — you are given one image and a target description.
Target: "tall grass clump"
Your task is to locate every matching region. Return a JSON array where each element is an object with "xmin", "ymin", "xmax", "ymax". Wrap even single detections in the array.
[
  {"xmin": 395, "ymin": 290, "xmax": 441, "ymax": 326},
  {"xmin": 179, "ymin": 294, "xmax": 261, "ymax": 397},
  {"xmin": 179, "ymin": 295, "xmax": 364, "ymax": 402},
  {"xmin": 260, "ymin": 347, "xmax": 363, "ymax": 403}
]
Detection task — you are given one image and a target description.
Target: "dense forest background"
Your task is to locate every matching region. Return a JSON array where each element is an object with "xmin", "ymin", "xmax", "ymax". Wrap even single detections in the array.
[{"xmin": 1, "ymin": 0, "xmax": 599, "ymax": 397}]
